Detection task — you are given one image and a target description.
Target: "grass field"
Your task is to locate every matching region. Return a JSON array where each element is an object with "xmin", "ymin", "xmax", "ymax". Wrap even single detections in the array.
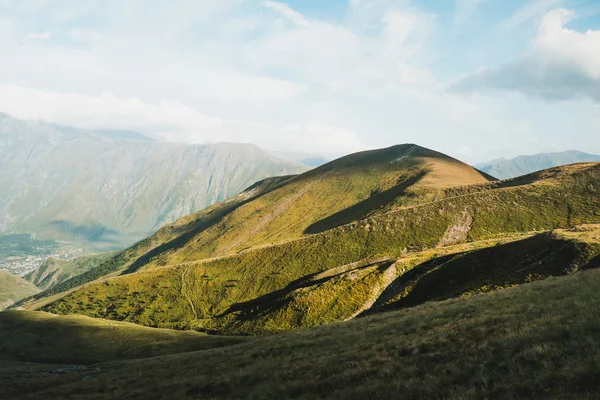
[
  {"xmin": 3, "ymin": 268, "xmax": 600, "ymax": 399},
  {"xmin": 0, "ymin": 311, "xmax": 246, "ymax": 365}
]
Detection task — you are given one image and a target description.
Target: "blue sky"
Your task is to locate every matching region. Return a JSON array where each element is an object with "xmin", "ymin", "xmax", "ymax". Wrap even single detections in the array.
[{"xmin": 0, "ymin": 0, "xmax": 599, "ymax": 162}]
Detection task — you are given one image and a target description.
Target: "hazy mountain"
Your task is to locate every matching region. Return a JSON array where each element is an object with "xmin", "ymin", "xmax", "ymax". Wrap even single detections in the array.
[
  {"xmin": 0, "ymin": 113, "xmax": 308, "ymax": 250},
  {"xmin": 475, "ymin": 150, "xmax": 600, "ymax": 179}
]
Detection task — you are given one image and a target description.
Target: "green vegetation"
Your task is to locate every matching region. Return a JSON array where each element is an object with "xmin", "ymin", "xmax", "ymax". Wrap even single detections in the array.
[
  {"xmin": 40, "ymin": 161, "xmax": 600, "ymax": 333},
  {"xmin": 25, "ymin": 145, "xmax": 493, "ymax": 304},
  {"xmin": 0, "ymin": 271, "xmax": 40, "ymax": 311},
  {"xmin": 369, "ymin": 230, "xmax": 600, "ymax": 313},
  {"xmin": 4, "ymin": 269, "xmax": 600, "ymax": 399},
  {"xmin": 3, "ymin": 145, "xmax": 600, "ymax": 399}
]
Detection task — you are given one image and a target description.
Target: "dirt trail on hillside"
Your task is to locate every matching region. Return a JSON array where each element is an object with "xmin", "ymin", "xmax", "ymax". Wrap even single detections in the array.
[{"xmin": 180, "ymin": 267, "xmax": 198, "ymax": 320}]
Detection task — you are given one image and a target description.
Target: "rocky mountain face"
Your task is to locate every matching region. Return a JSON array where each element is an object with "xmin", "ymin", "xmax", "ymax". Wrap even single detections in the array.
[
  {"xmin": 475, "ymin": 150, "xmax": 600, "ymax": 180},
  {"xmin": 0, "ymin": 114, "xmax": 308, "ymax": 250}
]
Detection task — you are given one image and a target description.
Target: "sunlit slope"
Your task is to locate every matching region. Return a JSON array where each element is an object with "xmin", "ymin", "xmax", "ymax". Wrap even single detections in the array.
[
  {"xmin": 0, "ymin": 271, "xmax": 40, "ymax": 311},
  {"xmin": 40, "ymin": 163, "xmax": 600, "ymax": 332},
  {"xmin": 22, "ymin": 144, "xmax": 492, "ymax": 304},
  {"xmin": 6, "ymin": 269, "xmax": 600, "ymax": 400},
  {"xmin": 205, "ymin": 229, "xmax": 600, "ymax": 334},
  {"xmin": 136, "ymin": 144, "xmax": 494, "ymax": 266},
  {"xmin": 20, "ymin": 175, "xmax": 298, "ymax": 305}
]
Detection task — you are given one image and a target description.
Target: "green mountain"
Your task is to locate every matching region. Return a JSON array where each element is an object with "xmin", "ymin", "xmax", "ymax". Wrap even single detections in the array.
[
  {"xmin": 18, "ymin": 145, "xmax": 600, "ymax": 336},
  {"xmin": 0, "ymin": 113, "xmax": 308, "ymax": 251},
  {"xmin": 0, "ymin": 271, "xmax": 40, "ymax": 311},
  {"xmin": 4, "ymin": 268, "xmax": 600, "ymax": 399},
  {"xmin": 475, "ymin": 150, "xmax": 600, "ymax": 179},
  {"xmin": 19, "ymin": 144, "xmax": 493, "ymax": 302}
]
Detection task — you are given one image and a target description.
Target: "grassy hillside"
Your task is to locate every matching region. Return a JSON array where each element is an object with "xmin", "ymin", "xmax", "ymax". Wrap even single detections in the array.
[
  {"xmin": 185, "ymin": 228, "xmax": 600, "ymax": 334},
  {"xmin": 0, "ymin": 271, "xmax": 40, "ymax": 311},
  {"xmin": 129, "ymin": 144, "xmax": 493, "ymax": 267},
  {"xmin": 25, "ymin": 252, "xmax": 115, "ymax": 290},
  {"xmin": 39, "ymin": 162, "xmax": 600, "ymax": 333},
  {"xmin": 22, "ymin": 145, "xmax": 492, "ymax": 305},
  {"xmin": 0, "ymin": 311, "xmax": 246, "ymax": 365},
  {"xmin": 4, "ymin": 269, "xmax": 600, "ymax": 399}
]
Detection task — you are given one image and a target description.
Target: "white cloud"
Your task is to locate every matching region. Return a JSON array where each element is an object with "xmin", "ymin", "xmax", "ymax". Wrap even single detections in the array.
[
  {"xmin": 453, "ymin": 8, "xmax": 600, "ymax": 102},
  {"xmin": 0, "ymin": 0, "xmax": 597, "ymax": 161},
  {"xmin": 501, "ymin": 0, "xmax": 563, "ymax": 29},
  {"xmin": 254, "ymin": 4, "xmax": 434, "ymax": 93},
  {"xmin": 68, "ymin": 28, "xmax": 102, "ymax": 42},
  {"xmin": 263, "ymin": 1, "xmax": 311, "ymax": 28},
  {"xmin": 0, "ymin": 83, "xmax": 364, "ymax": 154},
  {"xmin": 27, "ymin": 31, "xmax": 51, "ymax": 40}
]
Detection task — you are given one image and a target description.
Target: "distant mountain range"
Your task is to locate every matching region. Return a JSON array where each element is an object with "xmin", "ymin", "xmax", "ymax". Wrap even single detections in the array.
[
  {"xmin": 475, "ymin": 150, "xmax": 600, "ymax": 180},
  {"xmin": 0, "ymin": 114, "xmax": 308, "ymax": 251}
]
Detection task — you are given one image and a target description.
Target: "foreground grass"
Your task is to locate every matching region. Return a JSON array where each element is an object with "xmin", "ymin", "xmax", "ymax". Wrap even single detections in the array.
[
  {"xmin": 3, "ymin": 269, "xmax": 600, "ymax": 399},
  {"xmin": 0, "ymin": 311, "xmax": 246, "ymax": 365}
]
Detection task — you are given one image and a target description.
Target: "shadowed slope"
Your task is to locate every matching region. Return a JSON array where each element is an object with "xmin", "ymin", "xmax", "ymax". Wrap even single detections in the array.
[
  {"xmin": 367, "ymin": 230, "xmax": 600, "ymax": 315},
  {"xmin": 0, "ymin": 311, "xmax": 246, "ymax": 365}
]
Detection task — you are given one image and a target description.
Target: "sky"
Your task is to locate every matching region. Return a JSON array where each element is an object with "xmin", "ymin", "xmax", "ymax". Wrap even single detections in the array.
[{"xmin": 0, "ymin": 0, "xmax": 599, "ymax": 163}]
